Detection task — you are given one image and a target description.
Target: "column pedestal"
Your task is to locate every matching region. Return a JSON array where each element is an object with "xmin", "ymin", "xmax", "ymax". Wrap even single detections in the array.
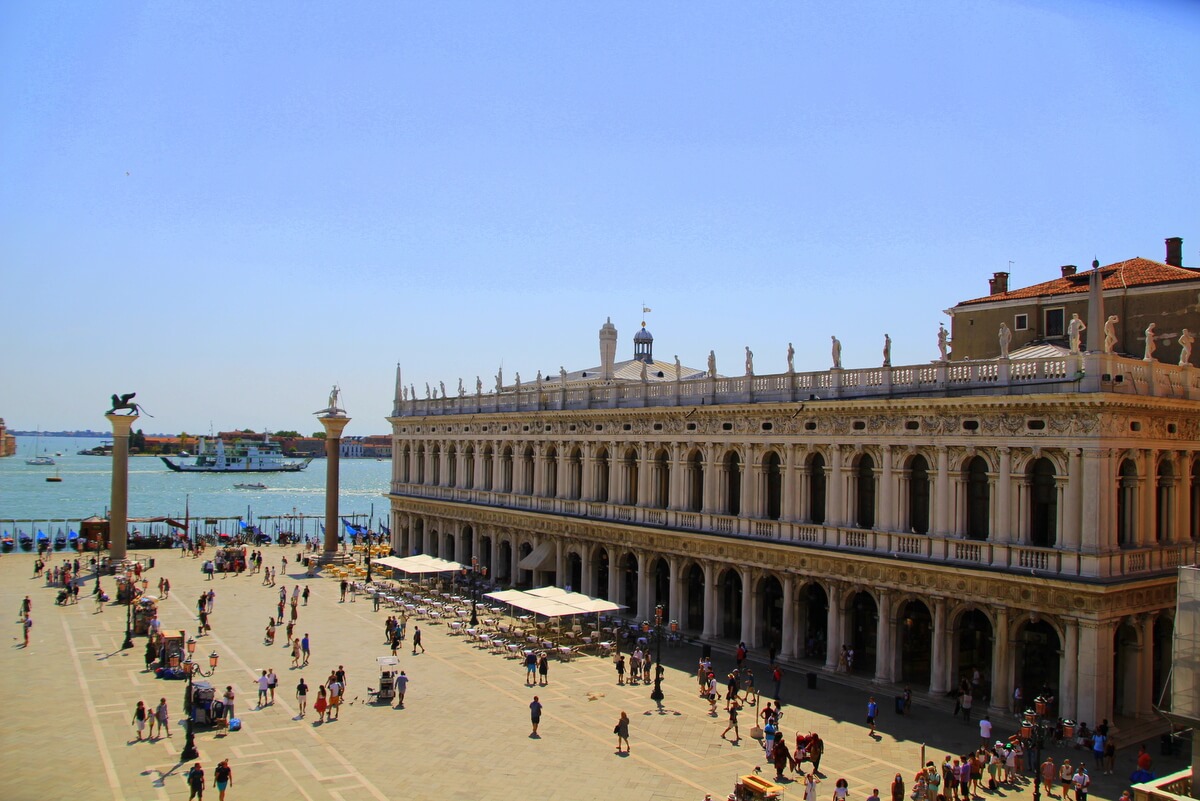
[
  {"xmin": 106, "ymin": 413, "xmax": 138, "ymax": 563},
  {"xmin": 317, "ymin": 415, "xmax": 351, "ymax": 563}
]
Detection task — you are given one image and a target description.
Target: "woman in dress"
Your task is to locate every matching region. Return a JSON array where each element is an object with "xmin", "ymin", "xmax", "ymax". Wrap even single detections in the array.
[
  {"xmin": 291, "ymin": 638, "xmax": 302, "ymax": 668},
  {"xmin": 131, "ymin": 700, "xmax": 148, "ymax": 741},
  {"xmin": 213, "ymin": 758, "xmax": 233, "ymax": 801},
  {"xmin": 805, "ymin": 773, "xmax": 821, "ymax": 801},
  {"xmin": 615, "ymin": 711, "xmax": 630, "ymax": 754},
  {"xmin": 314, "ymin": 686, "xmax": 328, "ymax": 722},
  {"xmin": 890, "ymin": 773, "xmax": 904, "ymax": 801}
]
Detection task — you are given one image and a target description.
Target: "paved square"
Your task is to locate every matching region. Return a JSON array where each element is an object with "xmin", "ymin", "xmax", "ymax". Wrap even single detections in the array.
[{"xmin": 0, "ymin": 550, "xmax": 1180, "ymax": 800}]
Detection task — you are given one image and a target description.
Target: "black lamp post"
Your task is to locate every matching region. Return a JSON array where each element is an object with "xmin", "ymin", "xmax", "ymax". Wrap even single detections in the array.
[
  {"xmin": 179, "ymin": 636, "xmax": 219, "ymax": 762},
  {"xmin": 365, "ymin": 532, "xmax": 373, "ymax": 584},
  {"xmin": 122, "ymin": 577, "xmax": 135, "ymax": 649},
  {"xmin": 469, "ymin": 558, "xmax": 480, "ymax": 628},
  {"xmin": 650, "ymin": 604, "xmax": 665, "ymax": 710}
]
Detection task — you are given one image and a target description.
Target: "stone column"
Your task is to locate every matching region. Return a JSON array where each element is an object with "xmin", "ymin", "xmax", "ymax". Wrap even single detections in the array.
[
  {"xmin": 825, "ymin": 582, "xmax": 842, "ymax": 671},
  {"xmin": 1080, "ymin": 448, "xmax": 1103, "ymax": 552},
  {"xmin": 580, "ymin": 546, "xmax": 594, "ymax": 596},
  {"xmin": 318, "ymin": 414, "xmax": 351, "ymax": 559},
  {"xmin": 1140, "ymin": 450, "xmax": 1156, "ymax": 546},
  {"xmin": 828, "ymin": 446, "xmax": 844, "ymax": 527},
  {"xmin": 781, "ymin": 446, "xmax": 798, "ymax": 522},
  {"xmin": 930, "ymin": 597, "xmax": 948, "ymax": 693},
  {"xmin": 636, "ymin": 551, "xmax": 652, "ymax": 622},
  {"xmin": 667, "ymin": 556, "xmax": 682, "ymax": 621},
  {"xmin": 1137, "ymin": 614, "xmax": 1155, "ymax": 718},
  {"xmin": 1063, "ymin": 449, "xmax": 1082, "ymax": 549},
  {"xmin": 934, "ymin": 446, "xmax": 951, "ymax": 535},
  {"xmin": 739, "ymin": 566, "xmax": 755, "ymax": 647},
  {"xmin": 740, "ymin": 445, "xmax": 758, "ymax": 519},
  {"xmin": 991, "ymin": 607, "xmax": 1011, "ymax": 714},
  {"xmin": 878, "ymin": 446, "xmax": 894, "ymax": 532},
  {"xmin": 995, "ymin": 447, "xmax": 1012, "ymax": 544},
  {"xmin": 780, "ymin": 575, "xmax": 797, "ymax": 659},
  {"xmin": 702, "ymin": 562, "xmax": 717, "ymax": 639},
  {"xmin": 105, "ymin": 413, "xmax": 138, "ymax": 562},
  {"xmin": 875, "ymin": 589, "xmax": 893, "ymax": 682},
  {"xmin": 1062, "ymin": 618, "xmax": 1079, "ymax": 719},
  {"xmin": 607, "ymin": 546, "xmax": 620, "ymax": 604},
  {"xmin": 1075, "ymin": 620, "xmax": 1114, "ymax": 728}
]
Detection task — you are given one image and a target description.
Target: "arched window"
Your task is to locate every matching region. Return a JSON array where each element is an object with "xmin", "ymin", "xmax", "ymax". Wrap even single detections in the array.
[
  {"xmin": 567, "ymin": 448, "xmax": 583, "ymax": 500},
  {"xmin": 595, "ymin": 448, "xmax": 610, "ymax": 503},
  {"xmin": 1029, "ymin": 457, "xmax": 1057, "ymax": 547},
  {"xmin": 653, "ymin": 450, "xmax": 670, "ymax": 509},
  {"xmin": 500, "ymin": 446, "xmax": 513, "ymax": 493},
  {"xmin": 520, "ymin": 446, "xmax": 535, "ymax": 495},
  {"xmin": 908, "ymin": 455, "xmax": 930, "ymax": 534},
  {"xmin": 855, "ymin": 454, "xmax": 875, "ymax": 528},
  {"xmin": 724, "ymin": 451, "xmax": 741, "ymax": 516},
  {"xmin": 416, "ymin": 446, "xmax": 426, "ymax": 484},
  {"xmin": 808, "ymin": 453, "xmax": 826, "ymax": 524},
  {"xmin": 463, "ymin": 446, "xmax": 475, "ymax": 489},
  {"xmin": 431, "ymin": 445, "xmax": 441, "ymax": 486},
  {"xmin": 447, "ymin": 445, "xmax": 457, "ymax": 488},
  {"xmin": 1156, "ymin": 460, "xmax": 1175, "ymax": 543},
  {"xmin": 763, "ymin": 452, "xmax": 782, "ymax": 520},
  {"xmin": 544, "ymin": 447, "xmax": 558, "ymax": 498},
  {"xmin": 1117, "ymin": 458, "xmax": 1138, "ymax": 547},
  {"xmin": 687, "ymin": 450, "xmax": 704, "ymax": 513},
  {"xmin": 624, "ymin": 448, "xmax": 640, "ymax": 506},
  {"xmin": 965, "ymin": 456, "xmax": 989, "ymax": 540}
]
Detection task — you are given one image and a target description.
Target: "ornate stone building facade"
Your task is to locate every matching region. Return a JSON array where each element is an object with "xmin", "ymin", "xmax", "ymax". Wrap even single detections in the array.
[{"xmin": 387, "ymin": 318, "xmax": 1200, "ymax": 733}]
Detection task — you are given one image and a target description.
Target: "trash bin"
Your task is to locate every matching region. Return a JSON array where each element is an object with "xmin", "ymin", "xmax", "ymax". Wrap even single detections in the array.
[
  {"xmin": 807, "ymin": 672, "xmax": 817, "ymax": 690},
  {"xmin": 149, "ymin": 557, "xmax": 156, "ymax": 569},
  {"xmin": 895, "ymin": 696, "xmax": 905, "ymax": 715}
]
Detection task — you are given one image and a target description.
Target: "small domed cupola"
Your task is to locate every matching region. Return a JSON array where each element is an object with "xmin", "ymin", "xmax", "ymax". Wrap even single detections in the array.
[{"xmin": 633, "ymin": 324, "xmax": 654, "ymax": 363}]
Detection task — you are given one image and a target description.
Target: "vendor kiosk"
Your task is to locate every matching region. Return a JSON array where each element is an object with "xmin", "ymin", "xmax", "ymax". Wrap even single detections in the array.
[
  {"xmin": 372, "ymin": 656, "xmax": 399, "ymax": 703},
  {"xmin": 132, "ymin": 596, "xmax": 159, "ymax": 635}
]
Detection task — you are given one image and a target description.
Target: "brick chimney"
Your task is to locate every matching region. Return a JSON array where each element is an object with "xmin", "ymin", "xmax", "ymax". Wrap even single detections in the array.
[
  {"xmin": 1060, "ymin": 265, "xmax": 1077, "ymax": 278},
  {"xmin": 989, "ymin": 271, "xmax": 1009, "ymax": 295},
  {"xmin": 1165, "ymin": 237, "xmax": 1183, "ymax": 267}
]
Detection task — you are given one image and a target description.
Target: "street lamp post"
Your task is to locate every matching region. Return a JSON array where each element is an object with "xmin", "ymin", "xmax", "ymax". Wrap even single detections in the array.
[
  {"xmin": 650, "ymin": 604, "xmax": 665, "ymax": 710},
  {"xmin": 122, "ymin": 576, "xmax": 135, "ymax": 649},
  {"xmin": 365, "ymin": 532, "xmax": 373, "ymax": 584},
  {"xmin": 469, "ymin": 558, "xmax": 480, "ymax": 628},
  {"xmin": 179, "ymin": 636, "xmax": 220, "ymax": 762}
]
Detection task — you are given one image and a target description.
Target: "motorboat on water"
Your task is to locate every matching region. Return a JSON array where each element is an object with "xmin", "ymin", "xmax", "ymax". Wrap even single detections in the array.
[
  {"xmin": 234, "ymin": 482, "xmax": 267, "ymax": 490},
  {"xmin": 26, "ymin": 455, "xmax": 54, "ymax": 466},
  {"xmin": 78, "ymin": 441, "xmax": 113, "ymax": 456},
  {"xmin": 161, "ymin": 436, "xmax": 312, "ymax": 473}
]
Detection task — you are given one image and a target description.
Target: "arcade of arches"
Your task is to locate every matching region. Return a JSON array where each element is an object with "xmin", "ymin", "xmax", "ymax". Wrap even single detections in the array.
[{"xmin": 392, "ymin": 505, "xmax": 1175, "ymax": 729}]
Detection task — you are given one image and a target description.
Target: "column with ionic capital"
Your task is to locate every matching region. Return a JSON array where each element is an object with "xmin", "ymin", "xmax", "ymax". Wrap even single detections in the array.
[
  {"xmin": 580, "ymin": 545, "xmax": 595, "ymax": 596},
  {"xmin": 739, "ymin": 566, "xmax": 755, "ymax": 647},
  {"xmin": 667, "ymin": 556, "xmax": 682, "ymax": 622},
  {"xmin": 934, "ymin": 446, "xmax": 951, "ymax": 535},
  {"xmin": 930, "ymin": 597, "xmax": 948, "ymax": 693},
  {"xmin": 318, "ymin": 413, "xmax": 351, "ymax": 559},
  {"xmin": 875, "ymin": 589, "xmax": 893, "ymax": 682},
  {"xmin": 635, "ymin": 551, "xmax": 652, "ymax": 621},
  {"xmin": 828, "ymin": 446, "xmax": 844, "ymax": 527},
  {"xmin": 701, "ymin": 562, "xmax": 717, "ymax": 639},
  {"xmin": 780, "ymin": 575, "xmax": 797, "ymax": 659},
  {"xmin": 1062, "ymin": 449, "xmax": 1083, "ymax": 549},
  {"xmin": 878, "ymin": 446, "xmax": 894, "ymax": 532},
  {"xmin": 825, "ymin": 581, "xmax": 843, "ymax": 671},
  {"xmin": 1061, "ymin": 618, "xmax": 1079, "ymax": 718},
  {"xmin": 781, "ymin": 446, "xmax": 798, "ymax": 522},
  {"xmin": 991, "ymin": 606, "xmax": 1011, "ymax": 714},
  {"xmin": 105, "ymin": 412, "xmax": 139, "ymax": 562},
  {"xmin": 606, "ymin": 546, "xmax": 620, "ymax": 604},
  {"xmin": 995, "ymin": 448, "xmax": 1012, "ymax": 543}
]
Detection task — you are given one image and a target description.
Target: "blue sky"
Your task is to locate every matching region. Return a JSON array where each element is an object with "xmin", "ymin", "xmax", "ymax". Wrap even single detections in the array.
[{"xmin": 2, "ymin": 0, "xmax": 1198, "ymax": 436}]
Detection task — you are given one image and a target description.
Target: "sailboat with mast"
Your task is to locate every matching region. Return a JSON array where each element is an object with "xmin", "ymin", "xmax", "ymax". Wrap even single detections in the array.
[{"xmin": 26, "ymin": 429, "xmax": 55, "ymax": 465}]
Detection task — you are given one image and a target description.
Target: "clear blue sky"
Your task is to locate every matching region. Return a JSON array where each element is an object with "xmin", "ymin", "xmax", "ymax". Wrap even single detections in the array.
[{"xmin": 2, "ymin": 0, "xmax": 1198, "ymax": 436}]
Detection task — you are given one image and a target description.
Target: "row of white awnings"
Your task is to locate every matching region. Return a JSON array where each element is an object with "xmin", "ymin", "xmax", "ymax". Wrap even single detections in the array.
[
  {"xmin": 484, "ymin": 586, "xmax": 625, "ymax": 618},
  {"xmin": 373, "ymin": 555, "xmax": 465, "ymax": 574},
  {"xmin": 516, "ymin": 540, "xmax": 556, "ymax": 571}
]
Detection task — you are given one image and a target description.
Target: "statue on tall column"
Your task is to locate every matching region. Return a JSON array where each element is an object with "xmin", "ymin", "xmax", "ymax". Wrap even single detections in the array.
[
  {"xmin": 937, "ymin": 324, "xmax": 950, "ymax": 361},
  {"xmin": 786, "ymin": 343, "xmax": 795, "ymax": 374},
  {"xmin": 1103, "ymin": 315, "xmax": 1119, "ymax": 354},
  {"xmin": 108, "ymin": 392, "xmax": 150, "ymax": 416},
  {"xmin": 1144, "ymin": 323, "xmax": 1158, "ymax": 361},
  {"xmin": 1179, "ymin": 328, "xmax": 1194, "ymax": 366},
  {"xmin": 831, "ymin": 336, "xmax": 842, "ymax": 369},
  {"xmin": 314, "ymin": 386, "xmax": 342, "ymax": 416},
  {"xmin": 707, "ymin": 350, "xmax": 717, "ymax": 378},
  {"xmin": 1067, "ymin": 313, "xmax": 1086, "ymax": 353},
  {"xmin": 998, "ymin": 323, "xmax": 1012, "ymax": 359},
  {"xmin": 745, "ymin": 347, "xmax": 754, "ymax": 377},
  {"xmin": 882, "ymin": 334, "xmax": 891, "ymax": 367}
]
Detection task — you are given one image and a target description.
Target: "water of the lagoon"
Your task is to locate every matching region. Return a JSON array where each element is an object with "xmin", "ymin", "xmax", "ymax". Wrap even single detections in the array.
[{"xmin": 1, "ymin": 435, "xmax": 392, "ymax": 535}]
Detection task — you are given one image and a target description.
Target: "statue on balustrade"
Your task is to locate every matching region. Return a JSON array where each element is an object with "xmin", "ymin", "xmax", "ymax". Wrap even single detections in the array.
[
  {"xmin": 674, "ymin": 355, "xmax": 682, "ymax": 381},
  {"xmin": 831, "ymin": 336, "xmax": 842, "ymax": 369},
  {"xmin": 1179, "ymin": 328, "xmax": 1195, "ymax": 366},
  {"xmin": 786, "ymin": 343, "xmax": 795, "ymax": 374},
  {"xmin": 998, "ymin": 322, "xmax": 1012, "ymax": 359},
  {"xmin": 1103, "ymin": 315, "xmax": 1119, "ymax": 354},
  {"xmin": 882, "ymin": 334, "xmax": 891, "ymax": 367},
  {"xmin": 1144, "ymin": 323, "xmax": 1157, "ymax": 361},
  {"xmin": 745, "ymin": 347, "xmax": 754, "ymax": 377},
  {"xmin": 1067, "ymin": 313, "xmax": 1086, "ymax": 353},
  {"xmin": 707, "ymin": 350, "xmax": 717, "ymax": 378},
  {"xmin": 937, "ymin": 324, "xmax": 950, "ymax": 361}
]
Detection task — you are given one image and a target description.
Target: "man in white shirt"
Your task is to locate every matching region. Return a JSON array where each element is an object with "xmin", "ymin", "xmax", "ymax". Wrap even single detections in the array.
[
  {"xmin": 1072, "ymin": 766, "xmax": 1090, "ymax": 801},
  {"xmin": 979, "ymin": 715, "xmax": 992, "ymax": 747},
  {"xmin": 257, "ymin": 670, "xmax": 270, "ymax": 707}
]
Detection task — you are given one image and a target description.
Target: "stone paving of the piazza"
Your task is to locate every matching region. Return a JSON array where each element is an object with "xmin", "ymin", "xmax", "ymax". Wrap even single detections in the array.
[{"xmin": 0, "ymin": 549, "xmax": 1187, "ymax": 801}]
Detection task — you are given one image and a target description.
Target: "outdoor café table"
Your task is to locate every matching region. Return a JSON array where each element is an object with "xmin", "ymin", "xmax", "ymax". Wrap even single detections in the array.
[
  {"xmin": 557, "ymin": 646, "xmax": 573, "ymax": 661},
  {"xmin": 478, "ymin": 634, "xmax": 491, "ymax": 648},
  {"xmin": 507, "ymin": 643, "xmax": 522, "ymax": 658},
  {"xmin": 466, "ymin": 628, "xmax": 478, "ymax": 640},
  {"xmin": 599, "ymin": 641, "xmax": 615, "ymax": 655},
  {"xmin": 449, "ymin": 621, "xmax": 463, "ymax": 634}
]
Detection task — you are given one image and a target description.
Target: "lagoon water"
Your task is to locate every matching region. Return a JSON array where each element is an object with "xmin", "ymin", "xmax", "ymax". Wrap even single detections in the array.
[{"xmin": 1, "ymin": 435, "xmax": 391, "ymax": 533}]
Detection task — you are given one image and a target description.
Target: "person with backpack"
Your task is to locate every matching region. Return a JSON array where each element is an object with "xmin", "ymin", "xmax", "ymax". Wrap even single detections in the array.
[
  {"xmin": 213, "ymin": 759, "xmax": 233, "ymax": 801},
  {"xmin": 186, "ymin": 762, "xmax": 205, "ymax": 800}
]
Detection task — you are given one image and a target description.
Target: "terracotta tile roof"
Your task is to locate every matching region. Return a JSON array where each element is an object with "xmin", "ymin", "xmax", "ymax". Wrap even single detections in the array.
[{"xmin": 957, "ymin": 258, "xmax": 1200, "ymax": 306}]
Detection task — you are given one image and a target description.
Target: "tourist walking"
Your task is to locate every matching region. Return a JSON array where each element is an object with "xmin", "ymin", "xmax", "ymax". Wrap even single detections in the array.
[
  {"xmin": 529, "ymin": 695, "xmax": 543, "ymax": 736},
  {"xmin": 291, "ymin": 638, "xmax": 302, "ymax": 668},
  {"xmin": 267, "ymin": 669, "xmax": 278, "ymax": 702},
  {"xmin": 301, "ymin": 633, "xmax": 310, "ymax": 666},
  {"xmin": 412, "ymin": 626, "xmax": 424, "ymax": 654},
  {"xmin": 257, "ymin": 671, "xmax": 270, "ymax": 707},
  {"xmin": 866, "ymin": 696, "xmax": 879, "ymax": 735},
  {"xmin": 889, "ymin": 774, "xmax": 903, "ymax": 801},
  {"xmin": 156, "ymin": 697, "xmax": 171, "ymax": 737},
  {"xmin": 538, "ymin": 652, "xmax": 549, "ymax": 686},
  {"xmin": 132, "ymin": 700, "xmax": 148, "ymax": 741},
  {"xmin": 395, "ymin": 670, "xmax": 408, "ymax": 707},
  {"xmin": 213, "ymin": 759, "xmax": 233, "ymax": 801},
  {"xmin": 832, "ymin": 777, "xmax": 849, "ymax": 801},
  {"xmin": 302, "ymin": 585, "xmax": 310, "ymax": 605},
  {"xmin": 186, "ymin": 763, "xmax": 206, "ymax": 800},
  {"xmin": 296, "ymin": 678, "xmax": 308, "ymax": 716},
  {"xmin": 222, "ymin": 686, "xmax": 235, "ymax": 722},
  {"xmin": 721, "ymin": 701, "xmax": 741, "ymax": 742},
  {"xmin": 615, "ymin": 710, "xmax": 630, "ymax": 753},
  {"xmin": 524, "ymin": 650, "xmax": 538, "ymax": 686},
  {"xmin": 1041, "ymin": 757, "xmax": 1057, "ymax": 797},
  {"xmin": 615, "ymin": 653, "xmax": 626, "ymax": 685},
  {"xmin": 314, "ymin": 686, "xmax": 328, "ymax": 721},
  {"xmin": 806, "ymin": 774, "xmax": 822, "ymax": 801},
  {"xmin": 21, "ymin": 615, "xmax": 31, "ymax": 647}
]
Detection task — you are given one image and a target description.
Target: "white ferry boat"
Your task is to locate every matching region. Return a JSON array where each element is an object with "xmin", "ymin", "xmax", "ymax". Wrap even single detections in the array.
[{"xmin": 160, "ymin": 436, "xmax": 312, "ymax": 473}]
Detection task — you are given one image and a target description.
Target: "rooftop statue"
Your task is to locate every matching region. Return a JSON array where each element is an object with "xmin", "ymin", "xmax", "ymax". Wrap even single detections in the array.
[
  {"xmin": 476, "ymin": 376, "xmax": 483, "ymax": 395},
  {"xmin": 458, "ymin": 378, "xmax": 465, "ymax": 397},
  {"xmin": 1103, "ymin": 315, "xmax": 1119, "ymax": 354},
  {"xmin": 1068, "ymin": 313, "xmax": 1086, "ymax": 353},
  {"xmin": 674, "ymin": 355, "xmax": 681, "ymax": 381},
  {"xmin": 707, "ymin": 350, "xmax": 717, "ymax": 378},
  {"xmin": 1180, "ymin": 328, "xmax": 1194, "ymax": 366},
  {"xmin": 937, "ymin": 324, "xmax": 950, "ymax": 361},
  {"xmin": 1144, "ymin": 323, "xmax": 1158, "ymax": 361},
  {"xmin": 439, "ymin": 381, "xmax": 446, "ymax": 399},
  {"xmin": 745, "ymin": 347, "xmax": 754, "ymax": 377},
  {"xmin": 108, "ymin": 392, "xmax": 152, "ymax": 417},
  {"xmin": 882, "ymin": 334, "xmax": 891, "ymax": 367},
  {"xmin": 831, "ymin": 336, "xmax": 842, "ymax": 369},
  {"xmin": 560, "ymin": 366, "xmax": 567, "ymax": 383},
  {"xmin": 787, "ymin": 342, "xmax": 795, "ymax": 374},
  {"xmin": 313, "ymin": 385, "xmax": 343, "ymax": 417},
  {"xmin": 998, "ymin": 323, "xmax": 1012, "ymax": 359}
]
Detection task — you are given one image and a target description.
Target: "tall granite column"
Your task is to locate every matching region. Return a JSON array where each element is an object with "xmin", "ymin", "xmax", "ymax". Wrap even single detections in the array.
[
  {"xmin": 106, "ymin": 413, "xmax": 138, "ymax": 562},
  {"xmin": 318, "ymin": 413, "xmax": 351, "ymax": 560}
]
